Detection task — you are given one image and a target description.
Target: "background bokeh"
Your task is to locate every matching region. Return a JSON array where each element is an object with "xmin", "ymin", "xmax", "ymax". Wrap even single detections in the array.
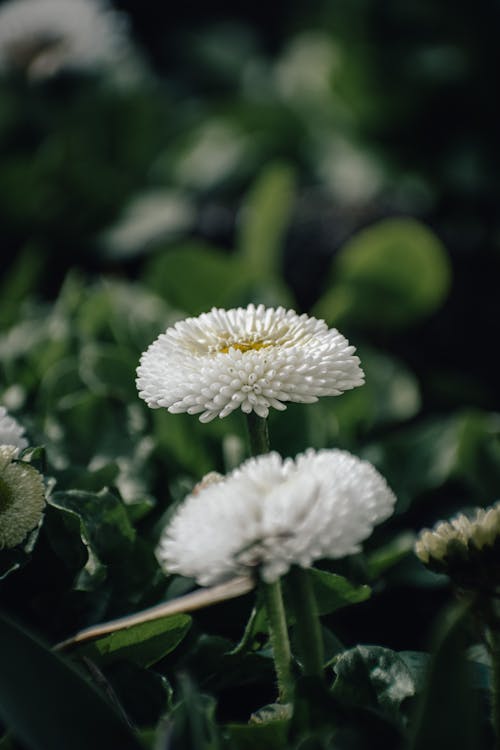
[{"xmin": 1, "ymin": 0, "xmax": 499, "ymax": 744}]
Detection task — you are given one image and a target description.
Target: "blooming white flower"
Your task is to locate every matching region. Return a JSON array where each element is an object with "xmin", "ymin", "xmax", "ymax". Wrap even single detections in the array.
[
  {"xmin": 0, "ymin": 0, "xmax": 128, "ymax": 80},
  {"xmin": 0, "ymin": 445, "xmax": 46, "ymax": 549},
  {"xmin": 157, "ymin": 449, "xmax": 396, "ymax": 585},
  {"xmin": 0, "ymin": 405, "xmax": 28, "ymax": 454},
  {"xmin": 137, "ymin": 304, "xmax": 364, "ymax": 423}
]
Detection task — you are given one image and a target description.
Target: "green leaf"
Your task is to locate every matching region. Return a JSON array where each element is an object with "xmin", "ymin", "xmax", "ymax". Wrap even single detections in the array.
[
  {"xmin": 313, "ymin": 218, "xmax": 451, "ymax": 329},
  {"xmin": 0, "ymin": 614, "xmax": 142, "ymax": 750},
  {"xmin": 165, "ymin": 673, "xmax": 222, "ymax": 750},
  {"xmin": 304, "ymin": 569, "xmax": 371, "ymax": 616},
  {"xmin": 225, "ymin": 719, "xmax": 289, "ymax": 750},
  {"xmin": 362, "ymin": 416, "xmax": 462, "ymax": 512},
  {"xmin": 143, "ymin": 243, "xmax": 248, "ymax": 315},
  {"xmin": 95, "ymin": 661, "xmax": 173, "ymax": 729},
  {"xmin": 47, "ymin": 489, "xmax": 135, "ymax": 592},
  {"xmin": 0, "ymin": 526, "xmax": 41, "ymax": 581},
  {"xmin": 74, "ymin": 613, "xmax": 192, "ymax": 668},
  {"xmin": 366, "ymin": 532, "xmax": 417, "ymax": 578},
  {"xmin": 408, "ymin": 604, "xmax": 485, "ymax": 749},
  {"xmin": 332, "ymin": 645, "xmax": 417, "ymax": 727},
  {"xmin": 237, "ymin": 162, "xmax": 296, "ymax": 280}
]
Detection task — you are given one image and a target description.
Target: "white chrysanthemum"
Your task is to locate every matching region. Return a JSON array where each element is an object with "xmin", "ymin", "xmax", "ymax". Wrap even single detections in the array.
[
  {"xmin": 137, "ymin": 305, "xmax": 364, "ymax": 423},
  {"xmin": 157, "ymin": 449, "xmax": 396, "ymax": 585},
  {"xmin": 0, "ymin": 0, "xmax": 128, "ymax": 79},
  {"xmin": 0, "ymin": 405, "xmax": 28, "ymax": 454},
  {"xmin": 0, "ymin": 445, "xmax": 46, "ymax": 549},
  {"xmin": 416, "ymin": 502, "xmax": 500, "ymax": 571}
]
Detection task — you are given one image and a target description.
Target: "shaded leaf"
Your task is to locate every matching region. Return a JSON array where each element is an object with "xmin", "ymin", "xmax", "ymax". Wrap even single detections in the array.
[
  {"xmin": 332, "ymin": 645, "xmax": 416, "ymax": 727},
  {"xmin": 303, "ymin": 569, "xmax": 371, "ymax": 617},
  {"xmin": 0, "ymin": 614, "xmax": 142, "ymax": 750},
  {"xmin": 74, "ymin": 613, "xmax": 192, "ymax": 668},
  {"xmin": 408, "ymin": 604, "xmax": 485, "ymax": 750}
]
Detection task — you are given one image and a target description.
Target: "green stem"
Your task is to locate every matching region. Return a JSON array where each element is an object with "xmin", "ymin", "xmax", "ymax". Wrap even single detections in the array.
[
  {"xmin": 245, "ymin": 412, "xmax": 270, "ymax": 456},
  {"xmin": 260, "ymin": 580, "xmax": 294, "ymax": 704},
  {"xmin": 489, "ymin": 625, "xmax": 500, "ymax": 749},
  {"xmin": 287, "ymin": 566, "xmax": 325, "ymax": 679},
  {"xmin": 245, "ymin": 413, "xmax": 294, "ymax": 702}
]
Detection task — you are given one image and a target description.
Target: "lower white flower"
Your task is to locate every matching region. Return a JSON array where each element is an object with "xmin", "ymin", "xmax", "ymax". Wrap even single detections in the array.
[
  {"xmin": 0, "ymin": 405, "xmax": 28, "ymax": 454},
  {"xmin": 137, "ymin": 304, "xmax": 364, "ymax": 422},
  {"xmin": 157, "ymin": 449, "xmax": 396, "ymax": 585},
  {"xmin": 0, "ymin": 445, "xmax": 46, "ymax": 549},
  {"xmin": 0, "ymin": 0, "xmax": 128, "ymax": 79}
]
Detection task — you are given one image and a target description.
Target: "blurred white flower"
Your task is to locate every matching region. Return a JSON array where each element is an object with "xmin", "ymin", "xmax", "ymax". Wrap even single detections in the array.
[
  {"xmin": 0, "ymin": 405, "xmax": 28, "ymax": 453},
  {"xmin": 0, "ymin": 0, "xmax": 128, "ymax": 80},
  {"xmin": 137, "ymin": 304, "xmax": 364, "ymax": 422},
  {"xmin": 416, "ymin": 502, "xmax": 500, "ymax": 573},
  {"xmin": 0, "ymin": 445, "xmax": 45, "ymax": 549},
  {"xmin": 157, "ymin": 449, "xmax": 396, "ymax": 585}
]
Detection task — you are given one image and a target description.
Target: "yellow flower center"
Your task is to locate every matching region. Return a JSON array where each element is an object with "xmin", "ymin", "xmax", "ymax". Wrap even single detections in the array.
[{"xmin": 219, "ymin": 340, "xmax": 272, "ymax": 354}]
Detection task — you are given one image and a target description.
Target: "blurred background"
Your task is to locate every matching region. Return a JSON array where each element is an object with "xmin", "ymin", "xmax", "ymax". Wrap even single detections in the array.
[{"xmin": 1, "ymin": 0, "xmax": 500, "ymax": 674}]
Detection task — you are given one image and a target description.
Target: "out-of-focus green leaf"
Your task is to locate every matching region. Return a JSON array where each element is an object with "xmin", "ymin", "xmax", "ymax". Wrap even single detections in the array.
[
  {"xmin": 237, "ymin": 162, "xmax": 296, "ymax": 280},
  {"xmin": 313, "ymin": 218, "xmax": 451, "ymax": 329},
  {"xmin": 225, "ymin": 719, "xmax": 289, "ymax": 750},
  {"xmin": 332, "ymin": 645, "xmax": 417, "ymax": 727},
  {"xmin": 143, "ymin": 243, "xmax": 248, "ymax": 315},
  {"xmin": 165, "ymin": 673, "xmax": 222, "ymax": 750},
  {"xmin": 0, "ymin": 526, "xmax": 41, "ymax": 581},
  {"xmin": 362, "ymin": 416, "xmax": 461, "ymax": 511},
  {"xmin": 153, "ymin": 410, "xmax": 215, "ymax": 477},
  {"xmin": 98, "ymin": 661, "xmax": 172, "ymax": 729},
  {"xmin": 409, "ymin": 604, "xmax": 485, "ymax": 750},
  {"xmin": 79, "ymin": 344, "xmax": 138, "ymax": 401},
  {"xmin": 0, "ymin": 614, "xmax": 142, "ymax": 750},
  {"xmin": 74, "ymin": 614, "xmax": 191, "ymax": 668},
  {"xmin": 367, "ymin": 532, "xmax": 417, "ymax": 578},
  {"xmin": 455, "ymin": 410, "xmax": 500, "ymax": 497},
  {"xmin": 0, "ymin": 247, "xmax": 45, "ymax": 330},
  {"xmin": 101, "ymin": 189, "xmax": 194, "ymax": 259}
]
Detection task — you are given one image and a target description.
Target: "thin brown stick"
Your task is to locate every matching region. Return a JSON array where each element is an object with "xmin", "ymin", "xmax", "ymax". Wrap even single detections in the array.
[{"xmin": 55, "ymin": 576, "xmax": 254, "ymax": 652}]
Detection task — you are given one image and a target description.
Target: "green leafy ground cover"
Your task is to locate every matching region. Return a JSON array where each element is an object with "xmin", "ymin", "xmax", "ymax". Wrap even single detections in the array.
[{"xmin": 1, "ymin": 2, "xmax": 500, "ymax": 747}]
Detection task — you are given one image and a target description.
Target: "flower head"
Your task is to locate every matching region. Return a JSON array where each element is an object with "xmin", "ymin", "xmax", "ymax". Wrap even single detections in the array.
[
  {"xmin": 0, "ymin": 405, "xmax": 28, "ymax": 454},
  {"xmin": 137, "ymin": 304, "xmax": 364, "ymax": 422},
  {"xmin": 416, "ymin": 502, "xmax": 500, "ymax": 588},
  {"xmin": 0, "ymin": 445, "xmax": 46, "ymax": 549},
  {"xmin": 157, "ymin": 449, "xmax": 396, "ymax": 585},
  {"xmin": 0, "ymin": 0, "xmax": 128, "ymax": 80}
]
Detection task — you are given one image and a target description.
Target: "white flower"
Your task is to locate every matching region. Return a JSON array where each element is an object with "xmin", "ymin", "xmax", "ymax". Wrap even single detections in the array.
[
  {"xmin": 0, "ymin": 0, "xmax": 128, "ymax": 80},
  {"xmin": 157, "ymin": 449, "xmax": 396, "ymax": 585},
  {"xmin": 0, "ymin": 405, "xmax": 28, "ymax": 454},
  {"xmin": 416, "ymin": 502, "xmax": 500, "ymax": 571},
  {"xmin": 0, "ymin": 445, "xmax": 46, "ymax": 549},
  {"xmin": 136, "ymin": 304, "xmax": 364, "ymax": 423}
]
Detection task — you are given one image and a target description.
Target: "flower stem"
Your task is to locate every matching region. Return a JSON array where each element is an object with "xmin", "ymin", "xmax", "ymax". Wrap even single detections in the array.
[
  {"xmin": 245, "ymin": 414, "xmax": 293, "ymax": 703},
  {"xmin": 245, "ymin": 412, "xmax": 270, "ymax": 456},
  {"xmin": 260, "ymin": 579, "xmax": 294, "ymax": 704},
  {"xmin": 287, "ymin": 566, "xmax": 325, "ymax": 679}
]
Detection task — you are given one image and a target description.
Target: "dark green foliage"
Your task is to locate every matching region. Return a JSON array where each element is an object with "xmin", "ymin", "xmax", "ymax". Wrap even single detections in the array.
[{"xmin": 1, "ymin": 3, "xmax": 499, "ymax": 747}]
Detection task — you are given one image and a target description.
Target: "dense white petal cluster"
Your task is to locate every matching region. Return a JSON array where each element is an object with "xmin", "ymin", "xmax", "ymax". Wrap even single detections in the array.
[
  {"xmin": 0, "ymin": 0, "xmax": 128, "ymax": 79},
  {"xmin": 0, "ymin": 405, "xmax": 28, "ymax": 454},
  {"xmin": 0, "ymin": 445, "xmax": 46, "ymax": 549},
  {"xmin": 157, "ymin": 449, "xmax": 396, "ymax": 585},
  {"xmin": 416, "ymin": 502, "xmax": 500, "ymax": 567},
  {"xmin": 137, "ymin": 305, "xmax": 364, "ymax": 422}
]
